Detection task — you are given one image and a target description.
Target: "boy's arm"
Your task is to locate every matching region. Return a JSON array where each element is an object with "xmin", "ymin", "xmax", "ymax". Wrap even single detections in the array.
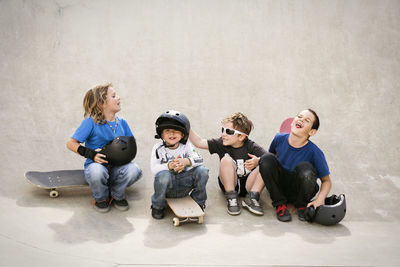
[
  {"xmin": 307, "ymin": 175, "xmax": 332, "ymax": 208},
  {"xmin": 186, "ymin": 142, "xmax": 204, "ymax": 168},
  {"xmin": 66, "ymin": 138, "xmax": 107, "ymax": 164},
  {"xmin": 150, "ymin": 145, "xmax": 170, "ymax": 175},
  {"xmin": 189, "ymin": 129, "xmax": 209, "ymax": 150}
]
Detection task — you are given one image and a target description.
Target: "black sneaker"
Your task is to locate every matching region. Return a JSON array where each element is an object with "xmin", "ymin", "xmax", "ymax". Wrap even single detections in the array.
[
  {"xmin": 94, "ymin": 200, "xmax": 110, "ymax": 213},
  {"xmin": 275, "ymin": 204, "xmax": 291, "ymax": 222},
  {"xmin": 113, "ymin": 198, "xmax": 129, "ymax": 211},
  {"xmin": 151, "ymin": 206, "xmax": 165, "ymax": 219},
  {"xmin": 242, "ymin": 191, "xmax": 264, "ymax": 216},
  {"xmin": 297, "ymin": 207, "xmax": 307, "ymax": 221},
  {"xmin": 225, "ymin": 191, "xmax": 241, "ymax": 215}
]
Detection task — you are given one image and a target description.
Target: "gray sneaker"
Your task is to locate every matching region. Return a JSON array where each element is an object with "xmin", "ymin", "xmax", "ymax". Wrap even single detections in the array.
[
  {"xmin": 94, "ymin": 200, "xmax": 110, "ymax": 213},
  {"xmin": 113, "ymin": 198, "xmax": 129, "ymax": 211},
  {"xmin": 225, "ymin": 191, "xmax": 241, "ymax": 215},
  {"xmin": 242, "ymin": 191, "xmax": 264, "ymax": 216}
]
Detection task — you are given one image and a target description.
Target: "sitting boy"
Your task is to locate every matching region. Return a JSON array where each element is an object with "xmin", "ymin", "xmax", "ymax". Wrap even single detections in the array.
[
  {"xmin": 150, "ymin": 110, "xmax": 209, "ymax": 219},
  {"xmin": 190, "ymin": 112, "xmax": 267, "ymax": 216},
  {"xmin": 259, "ymin": 109, "xmax": 332, "ymax": 222}
]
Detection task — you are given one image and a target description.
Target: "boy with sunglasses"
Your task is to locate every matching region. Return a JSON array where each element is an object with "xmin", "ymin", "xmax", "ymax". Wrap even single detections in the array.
[{"xmin": 189, "ymin": 112, "xmax": 267, "ymax": 216}]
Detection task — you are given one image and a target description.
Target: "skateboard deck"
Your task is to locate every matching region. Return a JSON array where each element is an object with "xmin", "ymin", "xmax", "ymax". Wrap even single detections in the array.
[
  {"xmin": 280, "ymin": 117, "xmax": 294, "ymax": 133},
  {"xmin": 166, "ymin": 196, "xmax": 205, "ymax": 226},
  {"xmin": 25, "ymin": 170, "xmax": 88, "ymax": 198}
]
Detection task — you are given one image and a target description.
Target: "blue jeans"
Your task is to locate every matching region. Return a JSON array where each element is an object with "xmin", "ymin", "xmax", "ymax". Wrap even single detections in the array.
[
  {"xmin": 151, "ymin": 166, "xmax": 209, "ymax": 209},
  {"xmin": 84, "ymin": 162, "xmax": 142, "ymax": 202}
]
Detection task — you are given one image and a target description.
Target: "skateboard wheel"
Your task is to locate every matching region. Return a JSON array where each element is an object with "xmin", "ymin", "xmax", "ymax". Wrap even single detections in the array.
[
  {"xmin": 198, "ymin": 216, "xmax": 203, "ymax": 224},
  {"xmin": 49, "ymin": 190, "xmax": 59, "ymax": 198},
  {"xmin": 173, "ymin": 217, "xmax": 180, "ymax": 227}
]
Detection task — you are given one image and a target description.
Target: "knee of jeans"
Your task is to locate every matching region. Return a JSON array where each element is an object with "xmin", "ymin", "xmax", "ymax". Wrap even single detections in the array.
[
  {"xmin": 295, "ymin": 162, "xmax": 316, "ymax": 179},
  {"xmin": 194, "ymin": 166, "xmax": 209, "ymax": 184},
  {"xmin": 259, "ymin": 153, "xmax": 276, "ymax": 171},
  {"xmin": 155, "ymin": 171, "xmax": 172, "ymax": 187},
  {"xmin": 125, "ymin": 163, "xmax": 142, "ymax": 182},
  {"xmin": 85, "ymin": 163, "xmax": 108, "ymax": 183},
  {"xmin": 296, "ymin": 164, "xmax": 317, "ymax": 188}
]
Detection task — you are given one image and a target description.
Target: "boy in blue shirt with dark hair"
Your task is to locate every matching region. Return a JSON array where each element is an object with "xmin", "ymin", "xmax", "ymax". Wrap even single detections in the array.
[{"xmin": 259, "ymin": 109, "xmax": 332, "ymax": 222}]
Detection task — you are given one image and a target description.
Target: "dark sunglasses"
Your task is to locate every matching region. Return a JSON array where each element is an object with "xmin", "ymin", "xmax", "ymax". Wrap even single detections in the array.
[{"xmin": 221, "ymin": 127, "xmax": 248, "ymax": 136}]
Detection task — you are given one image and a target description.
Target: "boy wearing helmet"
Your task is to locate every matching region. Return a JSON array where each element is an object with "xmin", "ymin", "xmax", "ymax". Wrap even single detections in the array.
[
  {"xmin": 258, "ymin": 109, "xmax": 332, "ymax": 222},
  {"xmin": 150, "ymin": 110, "xmax": 209, "ymax": 219},
  {"xmin": 189, "ymin": 112, "xmax": 267, "ymax": 216}
]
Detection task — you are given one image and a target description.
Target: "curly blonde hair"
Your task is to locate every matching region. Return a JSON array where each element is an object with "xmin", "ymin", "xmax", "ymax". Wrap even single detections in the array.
[
  {"xmin": 222, "ymin": 112, "xmax": 254, "ymax": 136},
  {"xmin": 83, "ymin": 83, "xmax": 112, "ymax": 124}
]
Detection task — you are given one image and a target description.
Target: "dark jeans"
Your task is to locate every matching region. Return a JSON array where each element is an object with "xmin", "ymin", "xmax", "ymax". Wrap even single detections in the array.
[
  {"xmin": 259, "ymin": 153, "xmax": 319, "ymax": 208},
  {"xmin": 151, "ymin": 166, "xmax": 209, "ymax": 209}
]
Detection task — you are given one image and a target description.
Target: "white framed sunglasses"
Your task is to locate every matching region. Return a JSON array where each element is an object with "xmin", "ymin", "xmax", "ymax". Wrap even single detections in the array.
[{"xmin": 221, "ymin": 127, "xmax": 248, "ymax": 136}]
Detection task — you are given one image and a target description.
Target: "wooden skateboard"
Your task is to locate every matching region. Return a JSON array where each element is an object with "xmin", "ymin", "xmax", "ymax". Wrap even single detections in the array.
[
  {"xmin": 279, "ymin": 117, "xmax": 294, "ymax": 133},
  {"xmin": 166, "ymin": 196, "xmax": 205, "ymax": 226},
  {"xmin": 25, "ymin": 170, "xmax": 88, "ymax": 198}
]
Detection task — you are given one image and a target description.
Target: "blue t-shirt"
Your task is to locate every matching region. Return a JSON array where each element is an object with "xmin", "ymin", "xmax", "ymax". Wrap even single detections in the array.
[
  {"xmin": 268, "ymin": 133, "xmax": 330, "ymax": 178},
  {"xmin": 72, "ymin": 116, "xmax": 134, "ymax": 167}
]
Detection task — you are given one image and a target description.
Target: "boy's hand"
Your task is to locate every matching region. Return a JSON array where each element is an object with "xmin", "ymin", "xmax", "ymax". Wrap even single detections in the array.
[
  {"xmin": 245, "ymin": 153, "xmax": 259, "ymax": 170},
  {"xmin": 94, "ymin": 148, "xmax": 108, "ymax": 164},
  {"xmin": 171, "ymin": 155, "xmax": 190, "ymax": 173},
  {"xmin": 168, "ymin": 161, "xmax": 177, "ymax": 171},
  {"xmin": 307, "ymin": 198, "xmax": 324, "ymax": 209}
]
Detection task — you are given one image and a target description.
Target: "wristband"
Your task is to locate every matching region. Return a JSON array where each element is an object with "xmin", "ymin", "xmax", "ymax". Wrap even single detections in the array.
[{"xmin": 77, "ymin": 145, "xmax": 98, "ymax": 161}]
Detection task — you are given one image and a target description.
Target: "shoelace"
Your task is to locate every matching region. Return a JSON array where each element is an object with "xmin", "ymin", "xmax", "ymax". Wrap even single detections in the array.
[
  {"xmin": 228, "ymin": 198, "xmax": 238, "ymax": 207},
  {"xmin": 251, "ymin": 198, "xmax": 260, "ymax": 207},
  {"xmin": 276, "ymin": 204, "xmax": 287, "ymax": 215}
]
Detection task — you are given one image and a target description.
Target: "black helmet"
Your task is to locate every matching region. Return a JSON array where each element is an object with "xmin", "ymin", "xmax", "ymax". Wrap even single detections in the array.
[
  {"xmin": 100, "ymin": 136, "xmax": 137, "ymax": 166},
  {"xmin": 155, "ymin": 110, "xmax": 190, "ymax": 144},
  {"xmin": 303, "ymin": 194, "xmax": 346, "ymax": 226}
]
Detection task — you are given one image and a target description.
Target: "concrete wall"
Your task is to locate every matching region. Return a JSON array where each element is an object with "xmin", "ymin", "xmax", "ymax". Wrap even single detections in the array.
[{"xmin": 1, "ymin": 0, "xmax": 399, "ymax": 221}]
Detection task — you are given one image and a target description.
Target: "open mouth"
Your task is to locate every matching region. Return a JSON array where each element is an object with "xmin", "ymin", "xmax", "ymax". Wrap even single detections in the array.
[{"xmin": 295, "ymin": 122, "xmax": 303, "ymax": 129}]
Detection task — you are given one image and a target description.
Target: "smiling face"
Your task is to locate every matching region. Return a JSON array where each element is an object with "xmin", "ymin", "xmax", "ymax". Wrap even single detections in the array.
[
  {"xmin": 103, "ymin": 87, "xmax": 121, "ymax": 114},
  {"xmin": 291, "ymin": 110, "xmax": 317, "ymax": 138},
  {"xmin": 161, "ymin": 129, "xmax": 184, "ymax": 148},
  {"xmin": 221, "ymin": 122, "xmax": 247, "ymax": 148}
]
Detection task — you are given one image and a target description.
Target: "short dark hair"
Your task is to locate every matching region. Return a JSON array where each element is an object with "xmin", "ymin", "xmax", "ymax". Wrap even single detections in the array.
[{"xmin": 307, "ymin": 109, "xmax": 320, "ymax": 130}]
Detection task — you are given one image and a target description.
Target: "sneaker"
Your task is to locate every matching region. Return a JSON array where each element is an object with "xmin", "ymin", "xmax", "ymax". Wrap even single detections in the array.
[
  {"xmin": 151, "ymin": 206, "xmax": 165, "ymax": 219},
  {"xmin": 242, "ymin": 191, "xmax": 264, "ymax": 216},
  {"xmin": 225, "ymin": 191, "xmax": 241, "ymax": 215},
  {"xmin": 93, "ymin": 200, "xmax": 110, "ymax": 213},
  {"xmin": 113, "ymin": 198, "xmax": 129, "ymax": 211},
  {"xmin": 297, "ymin": 207, "xmax": 307, "ymax": 221},
  {"xmin": 275, "ymin": 204, "xmax": 291, "ymax": 222}
]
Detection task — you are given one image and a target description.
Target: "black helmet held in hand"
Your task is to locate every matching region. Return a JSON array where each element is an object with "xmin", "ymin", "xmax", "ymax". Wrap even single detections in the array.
[
  {"xmin": 303, "ymin": 194, "xmax": 346, "ymax": 226},
  {"xmin": 100, "ymin": 136, "xmax": 137, "ymax": 166},
  {"xmin": 155, "ymin": 110, "xmax": 191, "ymax": 144}
]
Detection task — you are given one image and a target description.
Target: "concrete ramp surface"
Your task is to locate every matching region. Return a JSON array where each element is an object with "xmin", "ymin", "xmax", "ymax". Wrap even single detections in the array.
[{"xmin": 1, "ymin": 1, "xmax": 399, "ymax": 266}]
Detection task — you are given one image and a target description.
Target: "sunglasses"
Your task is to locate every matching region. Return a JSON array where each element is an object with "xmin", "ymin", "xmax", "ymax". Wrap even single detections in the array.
[{"xmin": 221, "ymin": 127, "xmax": 248, "ymax": 136}]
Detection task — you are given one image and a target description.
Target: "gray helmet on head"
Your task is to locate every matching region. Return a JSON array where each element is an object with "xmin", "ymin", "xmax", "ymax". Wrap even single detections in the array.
[
  {"xmin": 155, "ymin": 110, "xmax": 190, "ymax": 144},
  {"xmin": 304, "ymin": 194, "xmax": 346, "ymax": 226},
  {"xmin": 100, "ymin": 136, "xmax": 137, "ymax": 166}
]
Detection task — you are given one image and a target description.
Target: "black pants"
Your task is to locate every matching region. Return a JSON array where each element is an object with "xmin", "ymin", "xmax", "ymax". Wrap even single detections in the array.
[{"xmin": 259, "ymin": 153, "xmax": 319, "ymax": 208}]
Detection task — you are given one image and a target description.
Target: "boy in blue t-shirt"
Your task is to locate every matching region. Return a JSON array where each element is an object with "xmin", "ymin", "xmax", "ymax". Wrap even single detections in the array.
[{"xmin": 259, "ymin": 109, "xmax": 332, "ymax": 222}]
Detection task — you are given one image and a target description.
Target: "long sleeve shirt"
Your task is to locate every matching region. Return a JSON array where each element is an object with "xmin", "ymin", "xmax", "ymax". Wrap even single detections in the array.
[{"xmin": 150, "ymin": 140, "xmax": 204, "ymax": 176}]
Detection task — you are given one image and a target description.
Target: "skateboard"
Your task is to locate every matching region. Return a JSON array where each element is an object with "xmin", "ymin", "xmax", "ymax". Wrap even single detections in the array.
[
  {"xmin": 166, "ymin": 196, "xmax": 205, "ymax": 226},
  {"xmin": 280, "ymin": 117, "xmax": 294, "ymax": 133},
  {"xmin": 25, "ymin": 170, "xmax": 88, "ymax": 198}
]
